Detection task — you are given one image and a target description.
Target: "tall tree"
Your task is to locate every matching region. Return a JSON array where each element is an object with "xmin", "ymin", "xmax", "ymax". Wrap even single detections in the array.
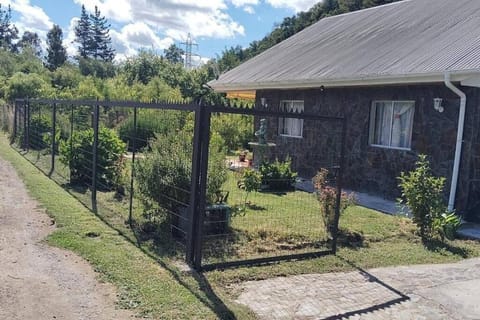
[
  {"xmin": 0, "ymin": 4, "xmax": 18, "ymax": 51},
  {"xmin": 16, "ymin": 31, "xmax": 42, "ymax": 56},
  {"xmin": 164, "ymin": 44, "xmax": 184, "ymax": 65},
  {"xmin": 74, "ymin": 5, "xmax": 93, "ymax": 58},
  {"xmin": 90, "ymin": 6, "xmax": 115, "ymax": 62},
  {"xmin": 45, "ymin": 24, "xmax": 67, "ymax": 71}
]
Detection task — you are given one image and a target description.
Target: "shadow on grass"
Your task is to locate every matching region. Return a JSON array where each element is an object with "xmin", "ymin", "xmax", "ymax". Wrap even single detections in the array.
[
  {"xmin": 423, "ymin": 238, "xmax": 471, "ymax": 258},
  {"xmin": 246, "ymin": 203, "xmax": 266, "ymax": 211},
  {"xmin": 126, "ymin": 217, "xmax": 238, "ymax": 319},
  {"xmin": 336, "ymin": 228, "xmax": 365, "ymax": 249},
  {"xmin": 64, "ymin": 183, "xmax": 89, "ymax": 195}
]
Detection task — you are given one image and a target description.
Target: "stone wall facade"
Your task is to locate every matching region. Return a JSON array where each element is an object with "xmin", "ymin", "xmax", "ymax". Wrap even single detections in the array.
[{"xmin": 255, "ymin": 84, "xmax": 480, "ymax": 217}]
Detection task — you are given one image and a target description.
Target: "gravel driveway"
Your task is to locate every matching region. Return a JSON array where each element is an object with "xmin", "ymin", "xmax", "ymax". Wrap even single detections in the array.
[{"xmin": 0, "ymin": 157, "xmax": 133, "ymax": 320}]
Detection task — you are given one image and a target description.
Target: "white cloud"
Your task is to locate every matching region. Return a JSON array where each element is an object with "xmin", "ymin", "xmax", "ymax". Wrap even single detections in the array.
[
  {"xmin": 73, "ymin": 0, "xmax": 245, "ymax": 40},
  {"xmin": 65, "ymin": 17, "xmax": 174, "ymax": 61},
  {"xmin": 230, "ymin": 0, "xmax": 259, "ymax": 6},
  {"xmin": 68, "ymin": 0, "xmax": 246, "ymax": 60},
  {"xmin": 243, "ymin": 6, "xmax": 255, "ymax": 14},
  {"xmin": 229, "ymin": 0, "xmax": 258, "ymax": 15},
  {"xmin": 65, "ymin": 17, "xmax": 79, "ymax": 58},
  {"xmin": 110, "ymin": 23, "xmax": 174, "ymax": 61},
  {"xmin": 265, "ymin": 0, "xmax": 318, "ymax": 12},
  {"xmin": 3, "ymin": 0, "xmax": 56, "ymax": 52},
  {"xmin": 72, "ymin": 0, "xmax": 132, "ymax": 22}
]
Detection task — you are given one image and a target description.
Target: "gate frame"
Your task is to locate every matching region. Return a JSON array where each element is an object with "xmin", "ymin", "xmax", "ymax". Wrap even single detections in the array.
[{"xmin": 191, "ymin": 103, "xmax": 347, "ymax": 271}]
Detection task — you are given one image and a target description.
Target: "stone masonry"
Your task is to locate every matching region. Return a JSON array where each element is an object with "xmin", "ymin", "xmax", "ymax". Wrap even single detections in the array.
[{"xmin": 256, "ymin": 84, "xmax": 480, "ymax": 217}]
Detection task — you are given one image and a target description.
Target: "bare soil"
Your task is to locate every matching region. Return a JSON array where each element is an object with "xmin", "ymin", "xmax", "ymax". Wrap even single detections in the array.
[{"xmin": 0, "ymin": 157, "xmax": 133, "ymax": 320}]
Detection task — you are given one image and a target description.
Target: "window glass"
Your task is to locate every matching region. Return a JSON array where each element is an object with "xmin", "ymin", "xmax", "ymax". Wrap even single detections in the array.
[
  {"xmin": 278, "ymin": 100, "xmax": 304, "ymax": 137},
  {"xmin": 370, "ymin": 101, "xmax": 414, "ymax": 149}
]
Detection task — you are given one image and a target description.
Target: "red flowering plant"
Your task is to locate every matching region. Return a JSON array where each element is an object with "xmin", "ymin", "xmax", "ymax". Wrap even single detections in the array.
[{"xmin": 313, "ymin": 168, "xmax": 356, "ymax": 235}]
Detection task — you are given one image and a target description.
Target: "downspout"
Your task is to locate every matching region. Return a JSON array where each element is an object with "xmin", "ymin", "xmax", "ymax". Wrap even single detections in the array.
[{"xmin": 444, "ymin": 72, "xmax": 467, "ymax": 212}]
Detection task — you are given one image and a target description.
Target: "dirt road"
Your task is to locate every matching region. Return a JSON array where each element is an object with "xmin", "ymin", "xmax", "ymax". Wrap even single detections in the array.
[{"xmin": 0, "ymin": 157, "xmax": 132, "ymax": 320}]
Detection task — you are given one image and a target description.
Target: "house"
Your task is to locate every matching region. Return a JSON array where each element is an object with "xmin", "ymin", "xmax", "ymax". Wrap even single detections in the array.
[{"xmin": 209, "ymin": 0, "xmax": 480, "ymax": 221}]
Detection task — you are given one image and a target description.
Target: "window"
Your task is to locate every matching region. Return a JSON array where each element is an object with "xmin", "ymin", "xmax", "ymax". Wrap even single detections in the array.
[
  {"xmin": 369, "ymin": 101, "xmax": 415, "ymax": 149},
  {"xmin": 278, "ymin": 100, "xmax": 304, "ymax": 138}
]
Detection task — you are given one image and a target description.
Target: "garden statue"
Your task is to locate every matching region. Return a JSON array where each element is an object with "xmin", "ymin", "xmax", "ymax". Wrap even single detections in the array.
[
  {"xmin": 255, "ymin": 118, "xmax": 267, "ymax": 144},
  {"xmin": 249, "ymin": 118, "xmax": 275, "ymax": 169}
]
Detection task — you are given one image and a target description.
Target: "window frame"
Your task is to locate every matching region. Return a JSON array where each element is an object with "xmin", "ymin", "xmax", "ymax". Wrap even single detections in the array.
[
  {"xmin": 369, "ymin": 100, "xmax": 415, "ymax": 151},
  {"xmin": 278, "ymin": 100, "xmax": 304, "ymax": 138}
]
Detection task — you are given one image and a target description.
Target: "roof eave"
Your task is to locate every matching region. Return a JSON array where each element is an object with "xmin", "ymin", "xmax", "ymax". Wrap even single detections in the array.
[{"xmin": 210, "ymin": 70, "xmax": 480, "ymax": 93}]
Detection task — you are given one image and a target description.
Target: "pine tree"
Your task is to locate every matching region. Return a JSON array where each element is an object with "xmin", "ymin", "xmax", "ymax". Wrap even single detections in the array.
[
  {"xmin": 0, "ymin": 4, "xmax": 18, "ymax": 51},
  {"xmin": 74, "ymin": 5, "xmax": 93, "ymax": 58},
  {"xmin": 90, "ymin": 6, "xmax": 115, "ymax": 62},
  {"xmin": 45, "ymin": 24, "xmax": 67, "ymax": 71}
]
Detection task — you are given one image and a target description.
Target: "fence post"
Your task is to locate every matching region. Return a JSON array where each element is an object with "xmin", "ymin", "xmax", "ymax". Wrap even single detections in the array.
[
  {"xmin": 91, "ymin": 102, "xmax": 100, "ymax": 212},
  {"xmin": 193, "ymin": 105, "xmax": 212, "ymax": 270},
  {"xmin": 186, "ymin": 107, "xmax": 204, "ymax": 265},
  {"xmin": 22, "ymin": 99, "xmax": 28, "ymax": 150},
  {"xmin": 49, "ymin": 102, "xmax": 57, "ymax": 176},
  {"xmin": 331, "ymin": 117, "xmax": 347, "ymax": 254},
  {"xmin": 12, "ymin": 100, "xmax": 18, "ymax": 144},
  {"xmin": 128, "ymin": 106, "xmax": 137, "ymax": 226}
]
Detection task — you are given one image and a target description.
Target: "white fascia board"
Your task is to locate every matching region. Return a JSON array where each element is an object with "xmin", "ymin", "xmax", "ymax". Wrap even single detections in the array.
[
  {"xmin": 461, "ymin": 75, "xmax": 480, "ymax": 88},
  {"xmin": 210, "ymin": 70, "xmax": 480, "ymax": 92}
]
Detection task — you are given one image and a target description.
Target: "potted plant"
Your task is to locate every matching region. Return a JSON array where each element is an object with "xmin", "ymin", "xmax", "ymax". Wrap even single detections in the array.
[{"xmin": 238, "ymin": 150, "xmax": 247, "ymax": 162}]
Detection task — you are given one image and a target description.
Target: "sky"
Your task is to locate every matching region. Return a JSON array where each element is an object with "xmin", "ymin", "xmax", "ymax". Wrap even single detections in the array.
[{"xmin": 3, "ymin": 0, "xmax": 321, "ymax": 64}]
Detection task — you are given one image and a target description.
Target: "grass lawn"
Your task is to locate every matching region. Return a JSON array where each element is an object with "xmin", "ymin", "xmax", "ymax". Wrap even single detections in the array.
[
  {"xmin": 201, "ymin": 171, "xmax": 329, "ymax": 264},
  {"xmin": 2, "ymin": 134, "xmax": 480, "ymax": 319}
]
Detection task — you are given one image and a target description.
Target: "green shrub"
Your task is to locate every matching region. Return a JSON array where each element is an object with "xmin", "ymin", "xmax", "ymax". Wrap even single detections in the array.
[
  {"xmin": 259, "ymin": 157, "xmax": 297, "ymax": 191},
  {"xmin": 433, "ymin": 211, "xmax": 461, "ymax": 241},
  {"xmin": 211, "ymin": 113, "xmax": 254, "ymax": 151},
  {"xmin": 135, "ymin": 129, "xmax": 227, "ymax": 218},
  {"xmin": 6, "ymin": 72, "xmax": 46, "ymax": 100},
  {"xmin": 19, "ymin": 114, "xmax": 52, "ymax": 150},
  {"xmin": 237, "ymin": 168, "xmax": 262, "ymax": 211},
  {"xmin": 59, "ymin": 127, "xmax": 126, "ymax": 189},
  {"xmin": 117, "ymin": 110, "xmax": 186, "ymax": 152},
  {"xmin": 398, "ymin": 154, "xmax": 449, "ymax": 240}
]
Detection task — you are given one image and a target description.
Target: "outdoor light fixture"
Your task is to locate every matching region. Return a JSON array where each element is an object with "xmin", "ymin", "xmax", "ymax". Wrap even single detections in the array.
[
  {"xmin": 260, "ymin": 97, "xmax": 268, "ymax": 108},
  {"xmin": 433, "ymin": 97, "xmax": 444, "ymax": 113}
]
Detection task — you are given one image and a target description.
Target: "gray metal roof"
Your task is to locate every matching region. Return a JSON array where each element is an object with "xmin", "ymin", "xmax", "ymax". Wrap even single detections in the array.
[{"xmin": 210, "ymin": 0, "xmax": 480, "ymax": 91}]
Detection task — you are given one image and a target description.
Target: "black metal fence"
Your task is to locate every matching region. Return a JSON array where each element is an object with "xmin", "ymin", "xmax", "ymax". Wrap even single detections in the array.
[{"xmin": 8, "ymin": 98, "xmax": 345, "ymax": 270}]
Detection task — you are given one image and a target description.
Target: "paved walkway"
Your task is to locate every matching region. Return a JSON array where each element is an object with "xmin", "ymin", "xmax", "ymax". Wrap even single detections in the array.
[
  {"xmin": 235, "ymin": 258, "xmax": 480, "ymax": 320},
  {"xmin": 294, "ymin": 179, "xmax": 400, "ymax": 215}
]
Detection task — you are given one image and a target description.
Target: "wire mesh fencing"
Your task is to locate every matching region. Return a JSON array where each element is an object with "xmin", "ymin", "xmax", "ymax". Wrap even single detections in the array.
[
  {"xmin": 199, "ymin": 109, "xmax": 346, "ymax": 269},
  {"xmin": 11, "ymin": 99, "xmax": 198, "ymax": 261},
  {"xmin": 9, "ymin": 98, "xmax": 345, "ymax": 270}
]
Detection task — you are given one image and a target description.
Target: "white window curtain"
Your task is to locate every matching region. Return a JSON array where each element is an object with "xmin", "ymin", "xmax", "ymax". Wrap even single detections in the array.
[
  {"xmin": 373, "ymin": 102, "xmax": 392, "ymax": 146},
  {"xmin": 392, "ymin": 102, "xmax": 414, "ymax": 148},
  {"xmin": 279, "ymin": 100, "xmax": 304, "ymax": 137},
  {"xmin": 371, "ymin": 101, "xmax": 414, "ymax": 149}
]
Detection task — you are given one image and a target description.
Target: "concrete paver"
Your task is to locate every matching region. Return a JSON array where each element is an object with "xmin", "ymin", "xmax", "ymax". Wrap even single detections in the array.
[{"xmin": 235, "ymin": 258, "xmax": 480, "ymax": 320}]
